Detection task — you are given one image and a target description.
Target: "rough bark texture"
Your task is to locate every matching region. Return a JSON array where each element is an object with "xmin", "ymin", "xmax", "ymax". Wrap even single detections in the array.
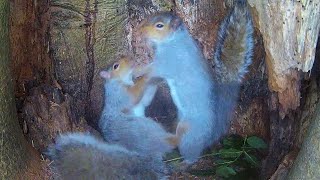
[
  {"xmin": 50, "ymin": 0, "xmax": 130, "ymax": 126},
  {"xmin": 22, "ymin": 85, "xmax": 101, "ymax": 152},
  {"xmin": 247, "ymin": 1, "xmax": 320, "ymax": 178},
  {"xmin": 248, "ymin": 0, "xmax": 320, "ymax": 117},
  {"xmin": 175, "ymin": 0, "xmax": 226, "ymax": 59},
  {"xmin": 286, "ymin": 36, "xmax": 320, "ymax": 180},
  {"xmin": 10, "ymin": 0, "xmax": 51, "ymax": 98},
  {"xmin": 0, "ymin": 0, "xmax": 28, "ymax": 177},
  {"xmin": 288, "ymin": 100, "xmax": 320, "ymax": 179}
]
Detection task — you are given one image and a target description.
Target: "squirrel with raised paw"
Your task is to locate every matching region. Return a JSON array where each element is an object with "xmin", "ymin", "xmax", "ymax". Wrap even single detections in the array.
[
  {"xmin": 102, "ymin": 55, "xmax": 160, "ymax": 117},
  {"xmin": 135, "ymin": 0, "xmax": 253, "ymax": 164},
  {"xmin": 46, "ymin": 56, "xmax": 187, "ymax": 179},
  {"xmin": 99, "ymin": 56, "xmax": 187, "ymax": 162}
]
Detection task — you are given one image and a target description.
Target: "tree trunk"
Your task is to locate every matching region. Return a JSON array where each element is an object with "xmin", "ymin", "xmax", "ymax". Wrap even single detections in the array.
[
  {"xmin": 247, "ymin": 1, "xmax": 320, "ymax": 178},
  {"xmin": 6, "ymin": 0, "xmax": 320, "ymax": 179},
  {"xmin": 0, "ymin": 0, "xmax": 28, "ymax": 178},
  {"xmin": 248, "ymin": 1, "xmax": 320, "ymax": 116},
  {"xmin": 286, "ymin": 37, "xmax": 320, "ymax": 180},
  {"xmin": 49, "ymin": 0, "xmax": 130, "ymax": 126},
  {"xmin": 288, "ymin": 99, "xmax": 320, "ymax": 179}
]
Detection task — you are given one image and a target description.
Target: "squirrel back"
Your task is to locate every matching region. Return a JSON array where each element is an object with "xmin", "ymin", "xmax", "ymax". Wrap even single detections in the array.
[{"xmin": 47, "ymin": 133, "xmax": 163, "ymax": 179}]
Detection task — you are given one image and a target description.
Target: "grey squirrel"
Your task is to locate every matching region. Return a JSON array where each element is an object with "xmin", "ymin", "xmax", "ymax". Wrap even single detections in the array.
[
  {"xmin": 47, "ymin": 133, "xmax": 165, "ymax": 179},
  {"xmin": 46, "ymin": 0, "xmax": 253, "ymax": 178},
  {"xmin": 135, "ymin": 0, "xmax": 253, "ymax": 164},
  {"xmin": 98, "ymin": 57, "xmax": 187, "ymax": 160},
  {"xmin": 99, "ymin": 55, "xmax": 162, "ymax": 117},
  {"xmin": 46, "ymin": 57, "xmax": 180, "ymax": 179}
]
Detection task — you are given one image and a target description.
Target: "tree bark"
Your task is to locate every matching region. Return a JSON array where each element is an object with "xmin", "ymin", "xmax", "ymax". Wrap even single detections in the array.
[
  {"xmin": 50, "ymin": 0, "xmax": 129, "ymax": 124},
  {"xmin": 248, "ymin": 0, "xmax": 320, "ymax": 117},
  {"xmin": 286, "ymin": 37, "xmax": 320, "ymax": 180},
  {"xmin": 247, "ymin": 1, "xmax": 320, "ymax": 178},
  {"xmin": 9, "ymin": 0, "xmax": 51, "ymax": 97},
  {"xmin": 0, "ymin": 0, "xmax": 28, "ymax": 178},
  {"xmin": 287, "ymin": 99, "xmax": 320, "ymax": 179}
]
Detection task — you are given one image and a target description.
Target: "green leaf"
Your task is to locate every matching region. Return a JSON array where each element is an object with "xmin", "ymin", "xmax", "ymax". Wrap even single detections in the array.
[
  {"xmin": 243, "ymin": 152, "xmax": 260, "ymax": 167},
  {"xmin": 209, "ymin": 148, "xmax": 218, "ymax": 154},
  {"xmin": 216, "ymin": 166, "xmax": 237, "ymax": 178},
  {"xmin": 246, "ymin": 136, "xmax": 268, "ymax": 149},
  {"xmin": 222, "ymin": 135, "xmax": 244, "ymax": 148},
  {"xmin": 164, "ymin": 150, "xmax": 181, "ymax": 159},
  {"xmin": 215, "ymin": 159, "xmax": 229, "ymax": 164},
  {"xmin": 228, "ymin": 168, "xmax": 259, "ymax": 180},
  {"xmin": 219, "ymin": 148, "xmax": 242, "ymax": 159},
  {"xmin": 189, "ymin": 169, "xmax": 215, "ymax": 176},
  {"xmin": 167, "ymin": 160, "xmax": 181, "ymax": 167},
  {"xmin": 163, "ymin": 150, "xmax": 182, "ymax": 164},
  {"xmin": 233, "ymin": 158, "xmax": 251, "ymax": 168}
]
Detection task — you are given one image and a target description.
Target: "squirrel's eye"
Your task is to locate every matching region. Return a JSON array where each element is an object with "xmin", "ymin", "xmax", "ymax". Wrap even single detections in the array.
[
  {"xmin": 155, "ymin": 23, "xmax": 164, "ymax": 29},
  {"xmin": 113, "ymin": 63, "xmax": 119, "ymax": 70}
]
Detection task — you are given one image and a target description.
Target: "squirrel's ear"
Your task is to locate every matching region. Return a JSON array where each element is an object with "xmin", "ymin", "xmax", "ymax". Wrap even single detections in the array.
[
  {"xmin": 170, "ymin": 16, "xmax": 183, "ymax": 31},
  {"xmin": 100, "ymin": 71, "xmax": 111, "ymax": 79}
]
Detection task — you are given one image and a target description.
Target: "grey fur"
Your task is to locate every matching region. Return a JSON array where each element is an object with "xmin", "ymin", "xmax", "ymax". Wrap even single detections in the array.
[
  {"xmin": 137, "ymin": 0, "xmax": 253, "ymax": 164},
  {"xmin": 213, "ymin": 0, "xmax": 254, "ymax": 147},
  {"xmin": 99, "ymin": 79, "xmax": 176, "ymax": 161},
  {"xmin": 47, "ymin": 133, "xmax": 163, "ymax": 180},
  {"xmin": 213, "ymin": 0, "xmax": 254, "ymax": 83},
  {"xmin": 139, "ymin": 14, "xmax": 217, "ymax": 163}
]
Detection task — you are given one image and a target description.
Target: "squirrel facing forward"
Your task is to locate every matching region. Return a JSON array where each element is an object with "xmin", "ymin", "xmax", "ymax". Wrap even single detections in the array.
[
  {"xmin": 47, "ymin": 133, "xmax": 164, "ymax": 179},
  {"xmin": 99, "ymin": 56, "xmax": 150, "ymax": 108},
  {"xmin": 100, "ymin": 55, "xmax": 161, "ymax": 117},
  {"xmin": 99, "ymin": 57, "xmax": 187, "ymax": 160},
  {"xmin": 135, "ymin": 0, "xmax": 253, "ymax": 164},
  {"xmin": 47, "ymin": 57, "xmax": 187, "ymax": 179}
]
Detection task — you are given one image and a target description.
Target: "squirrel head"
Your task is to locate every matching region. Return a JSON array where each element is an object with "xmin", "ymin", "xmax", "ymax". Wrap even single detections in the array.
[
  {"xmin": 100, "ymin": 56, "xmax": 134, "ymax": 85},
  {"xmin": 137, "ymin": 12, "xmax": 183, "ymax": 43}
]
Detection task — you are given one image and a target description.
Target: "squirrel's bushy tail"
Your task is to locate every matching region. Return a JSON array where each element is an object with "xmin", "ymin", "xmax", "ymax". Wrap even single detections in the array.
[
  {"xmin": 213, "ymin": 0, "xmax": 254, "ymax": 83},
  {"xmin": 212, "ymin": 0, "xmax": 254, "ymax": 139},
  {"xmin": 47, "ymin": 133, "xmax": 161, "ymax": 179}
]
